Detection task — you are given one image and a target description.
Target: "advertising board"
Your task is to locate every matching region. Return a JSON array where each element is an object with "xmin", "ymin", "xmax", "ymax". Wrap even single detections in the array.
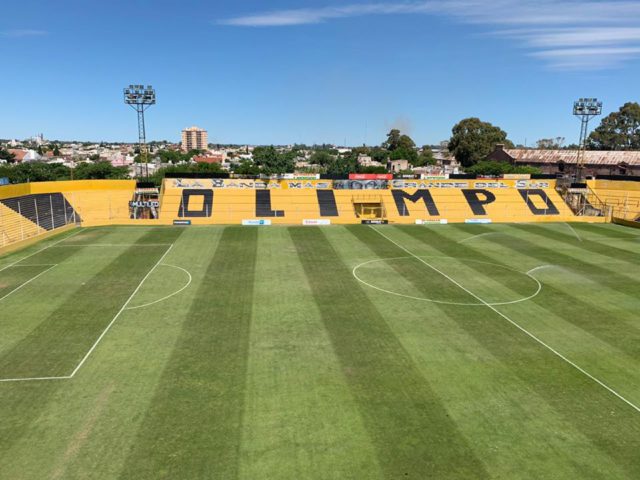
[
  {"xmin": 242, "ymin": 219, "xmax": 272, "ymax": 226},
  {"xmin": 348, "ymin": 173, "xmax": 393, "ymax": 180},
  {"xmin": 302, "ymin": 219, "xmax": 331, "ymax": 226}
]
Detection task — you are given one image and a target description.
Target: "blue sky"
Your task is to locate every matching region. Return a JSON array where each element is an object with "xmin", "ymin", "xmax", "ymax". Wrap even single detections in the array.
[{"xmin": 1, "ymin": 0, "xmax": 640, "ymax": 146}]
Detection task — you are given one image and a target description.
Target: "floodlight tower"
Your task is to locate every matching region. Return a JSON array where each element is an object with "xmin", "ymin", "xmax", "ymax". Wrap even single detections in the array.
[
  {"xmin": 573, "ymin": 98, "xmax": 602, "ymax": 182},
  {"xmin": 124, "ymin": 84, "xmax": 156, "ymax": 178}
]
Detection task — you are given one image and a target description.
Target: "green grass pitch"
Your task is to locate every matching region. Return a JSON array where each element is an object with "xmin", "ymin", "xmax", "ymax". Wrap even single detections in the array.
[{"xmin": 1, "ymin": 223, "xmax": 639, "ymax": 479}]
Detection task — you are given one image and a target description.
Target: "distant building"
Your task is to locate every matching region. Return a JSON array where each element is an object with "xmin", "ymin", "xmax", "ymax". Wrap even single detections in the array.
[
  {"xmin": 8, "ymin": 149, "xmax": 27, "ymax": 162},
  {"xmin": 7, "ymin": 149, "xmax": 42, "ymax": 163},
  {"xmin": 357, "ymin": 154, "xmax": 383, "ymax": 168},
  {"xmin": 181, "ymin": 126, "xmax": 208, "ymax": 152},
  {"xmin": 487, "ymin": 144, "xmax": 640, "ymax": 176},
  {"xmin": 193, "ymin": 152, "xmax": 225, "ymax": 164},
  {"xmin": 388, "ymin": 159, "xmax": 410, "ymax": 173}
]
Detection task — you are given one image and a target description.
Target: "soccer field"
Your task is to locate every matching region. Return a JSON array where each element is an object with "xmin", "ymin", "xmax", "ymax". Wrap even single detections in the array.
[{"xmin": 1, "ymin": 223, "xmax": 639, "ymax": 479}]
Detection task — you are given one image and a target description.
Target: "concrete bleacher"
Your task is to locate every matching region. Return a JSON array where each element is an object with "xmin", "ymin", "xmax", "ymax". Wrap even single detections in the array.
[
  {"xmin": 1, "ymin": 193, "xmax": 79, "ymax": 231},
  {"xmin": 0, "ymin": 177, "xmax": 620, "ymax": 249},
  {"xmin": 158, "ymin": 178, "xmax": 590, "ymax": 225},
  {"xmin": 589, "ymin": 179, "xmax": 640, "ymax": 221},
  {"xmin": 0, "ymin": 203, "xmax": 44, "ymax": 247},
  {"xmin": 0, "ymin": 180, "xmax": 133, "ymax": 249}
]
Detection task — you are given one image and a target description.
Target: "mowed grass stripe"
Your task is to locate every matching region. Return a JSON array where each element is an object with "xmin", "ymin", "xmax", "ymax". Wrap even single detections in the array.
[
  {"xmin": 459, "ymin": 224, "xmax": 639, "ymax": 299},
  {"xmin": 337, "ymin": 227, "xmax": 629, "ymax": 479},
  {"xmin": 119, "ymin": 227, "xmax": 258, "ymax": 480},
  {"xmin": 511, "ymin": 223, "xmax": 640, "ymax": 268},
  {"xmin": 403, "ymin": 225, "xmax": 640, "ymax": 358},
  {"xmin": 290, "ymin": 227, "xmax": 489, "ymax": 479},
  {"xmin": 349, "ymin": 226, "xmax": 535, "ymax": 304},
  {"xmin": 0, "ymin": 227, "xmax": 225, "ymax": 480},
  {"xmin": 571, "ymin": 223, "xmax": 640, "ymax": 240},
  {"xmin": 0, "ymin": 228, "xmax": 184, "ymax": 378},
  {"xmin": 0, "ymin": 228, "xmax": 157, "ymax": 357},
  {"xmin": 376, "ymin": 226, "xmax": 640, "ymax": 478},
  {"xmin": 0, "ymin": 227, "xmax": 159, "ymax": 464},
  {"xmin": 239, "ymin": 228, "xmax": 380, "ymax": 479}
]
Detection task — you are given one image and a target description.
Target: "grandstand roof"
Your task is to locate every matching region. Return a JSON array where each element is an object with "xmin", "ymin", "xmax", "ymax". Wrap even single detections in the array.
[{"xmin": 500, "ymin": 147, "xmax": 640, "ymax": 166}]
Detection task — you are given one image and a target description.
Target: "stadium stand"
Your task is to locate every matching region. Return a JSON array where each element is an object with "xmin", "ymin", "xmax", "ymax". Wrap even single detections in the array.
[
  {"xmin": 6, "ymin": 176, "xmax": 640, "ymax": 249},
  {"xmin": 1, "ymin": 193, "xmax": 78, "ymax": 231},
  {"xmin": 159, "ymin": 178, "xmax": 590, "ymax": 225},
  {"xmin": 589, "ymin": 179, "xmax": 640, "ymax": 221},
  {"xmin": 0, "ymin": 202, "xmax": 44, "ymax": 246}
]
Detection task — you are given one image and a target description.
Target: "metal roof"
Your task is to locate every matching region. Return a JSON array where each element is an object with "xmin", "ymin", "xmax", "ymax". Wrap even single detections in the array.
[{"xmin": 504, "ymin": 149, "xmax": 640, "ymax": 166}]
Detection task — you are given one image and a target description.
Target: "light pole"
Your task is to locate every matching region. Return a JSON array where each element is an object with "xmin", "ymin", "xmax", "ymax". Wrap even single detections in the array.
[
  {"xmin": 124, "ymin": 84, "xmax": 156, "ymax": 179},
  {"xmin": 573, "ymin": 98, "xmax": 602, "ymax": 182}
]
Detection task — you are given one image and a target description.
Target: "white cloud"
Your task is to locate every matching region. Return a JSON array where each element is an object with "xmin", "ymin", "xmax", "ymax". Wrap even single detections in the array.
[
  {"xmin": 218, "ymin": 1, "xmax": 640, "ymax": 70},
  {"xmin": 1, "ymin": 29, "xmax": 47, "ymax": 38},
  {"xmin": 220, "ymin": 4, "xmax": 437, "ymax": 27}
]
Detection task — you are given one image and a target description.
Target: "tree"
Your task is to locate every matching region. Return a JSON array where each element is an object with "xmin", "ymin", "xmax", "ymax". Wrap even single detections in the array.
[
  {"xmin": 536, "ymin": 137, "xmax": 565, "ymax": 149},
  {"xmin": 369, "ymin": 147, "xmax": 389, "ymax": 164},
  {"xmin": 52, "ymin": 145, "xmax": 61, "ymax": 156},
  {"xmin": 383, "ymin": 129, "xmax": 416, "ymax": 152},
  {"xmin": 309, "ymin": 151, "xmax": 334, "ymax": 166},
  {"xmin": 252, "ymin": 146, "xmax": 294, "ymax": 174},
  {"xmin": 233, "ymin": 160, "xmax": 260, "ymax": 175},
  {"xmin": 73, "ymin": 161, "xmax": 130, "ymax": 180},
  {"xmin": 448, "ymin": 117, "xmax": 513, "ymax": 167},
  {"xmin": 413, "ymin": 147, "xmax": 436, "ymax": 167},
  {"xmin": 0, "ymin": 148, "xmax": 16, "ymax": 163},
  {"xmin": 325, "ymin": 155, "xmax": 358, "ymax": 176},
  {"xmin": 588, "ymin": 102, "xmax": 640, "ymax": 150},
  {"xmin": 157, "ymin": 150, "xmax": 186, "ymax": 164},
  {"xmin": 381, "ymin": 129, "xmax": 418, "ymax": 165},
  {"xmin": 389, "ymin": 146, "xmax": 418, "ymax": 164}
]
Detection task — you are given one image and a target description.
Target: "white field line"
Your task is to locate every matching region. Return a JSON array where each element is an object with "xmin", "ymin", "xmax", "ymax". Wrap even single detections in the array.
[
  {"xmin": 67, "ymin": 244, "xmax": 174, "ymax": 378},
  {"xmin": 0, "ymin": 228, "xmax": 82, "ymax": 273},
  {"xmin": 51, "ymin": 243, "xmax": 172, "ymax": 248},
  {"xmin": 527, "ymin": 264, "xmax": 555, "ymax": 275},
  {"xmin": 7, "ymin": 264, "xmax": 57, "ymax": 267},
  {"xmin": 564, "ymin": 223, "xmax": 582, "ymax": 242},
  {"xmin": 125, "ymin": 264, "xmax": 192, "ymax": 310},
  {"xmin": 352, "ymin": 256, "xmax": 542, "ymax": 306},
  {"xmin": 0, "ymin": 244, "xmax": 174, "ymax": 384},
  {"xmin": 457, "ymin": 232, "xmax": 499, "ymax": 244},
  {"xmin": 0, "ymin": 264, "xmax": 58, "ymax": 302},
  {"xmin": 0, "ymin": 375, "xmax": 71, "ymax": 383},
  {"xmin": 370, "ymin": 226, "xmax": 640, "ymax": 414}
]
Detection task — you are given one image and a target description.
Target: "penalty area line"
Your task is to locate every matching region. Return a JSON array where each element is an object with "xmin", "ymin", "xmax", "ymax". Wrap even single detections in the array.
[
  {"xmin": 67, "ymin": 243, "xmax": 174, "ymax": 378},
  {"xmin": 370, "ymin": 226, "xmax": 640, "ymax": 414},
  {"xmin": 0, "ymin": 244, "xmax": 174, "ymax": 384},
  {"xmin": 125, "ymin": 264, "xmax": 192, "ymax": 310}
]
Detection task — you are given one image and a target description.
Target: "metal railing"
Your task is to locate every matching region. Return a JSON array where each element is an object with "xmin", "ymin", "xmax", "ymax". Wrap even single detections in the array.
[{"xmin": 0, "ymin": 194, "xmax": 79, "ymax": 248}]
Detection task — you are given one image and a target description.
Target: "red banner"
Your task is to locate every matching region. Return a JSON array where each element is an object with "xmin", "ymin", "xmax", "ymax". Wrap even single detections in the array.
[{"xmin": 348, "ymin": 173, "xmax": 392, "ymax": 180}]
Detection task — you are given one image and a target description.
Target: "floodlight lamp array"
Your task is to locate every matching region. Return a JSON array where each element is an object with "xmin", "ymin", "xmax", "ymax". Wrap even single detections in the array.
[
  {"xmin": 573, "ymin": 98, "xmax": 602, "ymax": 116},
  {"xmin": 124, "ymin": 84, "xmax": 156, "ymax": 105}
]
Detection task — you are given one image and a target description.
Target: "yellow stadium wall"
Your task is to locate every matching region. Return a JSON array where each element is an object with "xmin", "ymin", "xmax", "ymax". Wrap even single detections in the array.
[
  {"xmin": 588, "ymin": 179, "xmax": 640, "ymax": 221},
  {"xmin": 158, "ymin": 178, "xmax": 604, "ymax": 225},
  {"xmin": 0, "ymin": 177, "xmax": 623, "ymax": 239}
]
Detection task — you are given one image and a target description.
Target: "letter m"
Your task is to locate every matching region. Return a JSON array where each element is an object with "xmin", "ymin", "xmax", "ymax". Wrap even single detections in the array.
[{"xmin": 391, "ymin": 189, "xmax": 440, "ymax": 216}]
